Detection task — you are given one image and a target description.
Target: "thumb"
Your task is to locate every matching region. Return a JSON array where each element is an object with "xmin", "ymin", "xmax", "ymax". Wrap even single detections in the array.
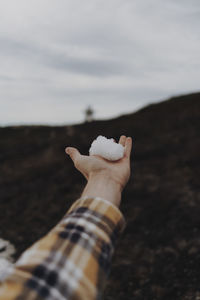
[{"xmin": 65, "ymin": 147, "xmax": 81, "ymax": 165}]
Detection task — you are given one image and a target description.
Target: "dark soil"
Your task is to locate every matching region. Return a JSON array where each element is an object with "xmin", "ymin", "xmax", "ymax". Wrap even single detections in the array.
[{"xmin": 0, "ymin": 92, "xmax": 200, "ymax": 299}]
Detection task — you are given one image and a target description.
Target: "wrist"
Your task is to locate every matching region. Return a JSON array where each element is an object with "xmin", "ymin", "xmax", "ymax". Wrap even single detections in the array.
[{"xmin": 81, "ymin": 173, "xmax": 122, "ymax": 207}]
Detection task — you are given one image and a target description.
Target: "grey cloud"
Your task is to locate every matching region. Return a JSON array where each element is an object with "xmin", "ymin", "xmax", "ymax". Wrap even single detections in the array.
[
  {"xmin": 0, "ymin": 0, "xmax": 200, "ymax": 125},
  {"xmin": 0, "ymin": 75, "xmax": 14, "ymax": 81},
  {"xmin": 46, "ymin": 53, "xmax": 133, "ymax": 77},
  {"xmin": 0, "ymin": 36, "xmax": 34, "ymax": 57},
  {"xmin": 0, "ymin": 35, "xmax": 134, "ymax": 78}
]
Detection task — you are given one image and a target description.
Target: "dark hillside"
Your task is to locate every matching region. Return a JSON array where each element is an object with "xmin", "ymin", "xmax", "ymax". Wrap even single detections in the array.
[{"xmin": 0, "ymin": 92, "xmax": 200, "ymax": 299}]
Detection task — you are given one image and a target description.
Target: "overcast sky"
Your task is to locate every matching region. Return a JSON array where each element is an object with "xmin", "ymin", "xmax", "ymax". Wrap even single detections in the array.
[{"xmin": 0, "ymin": 0, "xmax": 199, "ymax": 125}]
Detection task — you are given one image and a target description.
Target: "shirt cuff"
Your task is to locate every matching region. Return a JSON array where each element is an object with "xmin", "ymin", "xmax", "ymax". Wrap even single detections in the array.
[{"xmin": 66, "ymin": 196, "xmax": 126, "ymax": 236}]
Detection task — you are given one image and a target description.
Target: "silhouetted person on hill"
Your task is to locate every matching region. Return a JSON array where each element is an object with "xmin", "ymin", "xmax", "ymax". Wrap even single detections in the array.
[
  {"xmin": 0, "ymin": 135, "xmax": 132, "ymax": 300},
  {"xmin": 84, "ymin": 105, "xmax": 94, "ymax": 122}
]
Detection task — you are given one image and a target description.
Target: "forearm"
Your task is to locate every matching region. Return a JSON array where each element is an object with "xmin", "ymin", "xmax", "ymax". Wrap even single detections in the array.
[{"xmin": 81, "ymin": 173, "xmax": 122, "ymax": 208}]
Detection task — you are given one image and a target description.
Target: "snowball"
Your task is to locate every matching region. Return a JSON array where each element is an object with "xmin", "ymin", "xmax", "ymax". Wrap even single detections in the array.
[{"xmin": 89, "ymin": 135, "xmax": 125, "ymax": 161}]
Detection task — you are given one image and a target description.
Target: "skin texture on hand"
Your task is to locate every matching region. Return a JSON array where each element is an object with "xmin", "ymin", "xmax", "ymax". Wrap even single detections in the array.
[{"xmin": 65, "ymin": 135, "xmax": 132, "ymax": 207}]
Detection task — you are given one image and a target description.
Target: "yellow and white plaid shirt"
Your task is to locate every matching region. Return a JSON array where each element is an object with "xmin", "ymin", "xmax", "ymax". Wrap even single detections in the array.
[{"xmin": 0, "ymin": 197, "xmax": 125, "ymax": 299}]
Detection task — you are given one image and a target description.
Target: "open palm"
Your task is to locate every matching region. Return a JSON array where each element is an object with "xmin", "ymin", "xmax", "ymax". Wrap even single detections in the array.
[{"xmin": 65, "ymin": 136, "xmax": 132, "ymax": 191}]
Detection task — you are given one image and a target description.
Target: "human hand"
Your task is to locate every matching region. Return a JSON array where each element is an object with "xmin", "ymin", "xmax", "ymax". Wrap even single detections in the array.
[
  {"xmin": 65, "ymin": 135, "xmax": 132, "ymax": 191},
  {"xmin": 65, "ymin": 136, "xmax": 132, "ymax": 207}
]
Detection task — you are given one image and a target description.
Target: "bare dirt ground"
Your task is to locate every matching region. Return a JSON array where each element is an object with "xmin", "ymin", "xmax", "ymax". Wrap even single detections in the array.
[{"xmin": 0, "ymin": 93, "xmax": 200, "ymax": 299}]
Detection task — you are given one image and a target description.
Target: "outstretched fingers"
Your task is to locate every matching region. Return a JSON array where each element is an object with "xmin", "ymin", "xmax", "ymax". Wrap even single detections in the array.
[
  {"xmin": 124, "ymin": 137, "xmax": 132, "ymax": 160},
  {"xmin": 119, "ymin": 135, "xmax": 132, "ymax": 159},
  {"xmin": 119, "ymin": 135, "xmax": 126, "ymax": 146}
]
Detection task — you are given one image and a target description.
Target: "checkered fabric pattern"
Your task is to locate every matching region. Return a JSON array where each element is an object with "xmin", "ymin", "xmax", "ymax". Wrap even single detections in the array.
[{"xmin": 0, "ymin": 197, "xmax": 125, "ymax": 299}]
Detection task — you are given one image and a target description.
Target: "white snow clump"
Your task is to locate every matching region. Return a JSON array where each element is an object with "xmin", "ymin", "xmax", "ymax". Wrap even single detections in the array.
[{"xmin": 89, "ymin": 135, "xmax": 125, "ymax": 161}]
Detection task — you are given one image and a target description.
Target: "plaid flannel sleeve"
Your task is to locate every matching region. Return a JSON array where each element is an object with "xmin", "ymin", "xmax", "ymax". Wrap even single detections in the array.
[{"xmin": 0, "ymin": 197, "xmax": 126, "ymax": 300}]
